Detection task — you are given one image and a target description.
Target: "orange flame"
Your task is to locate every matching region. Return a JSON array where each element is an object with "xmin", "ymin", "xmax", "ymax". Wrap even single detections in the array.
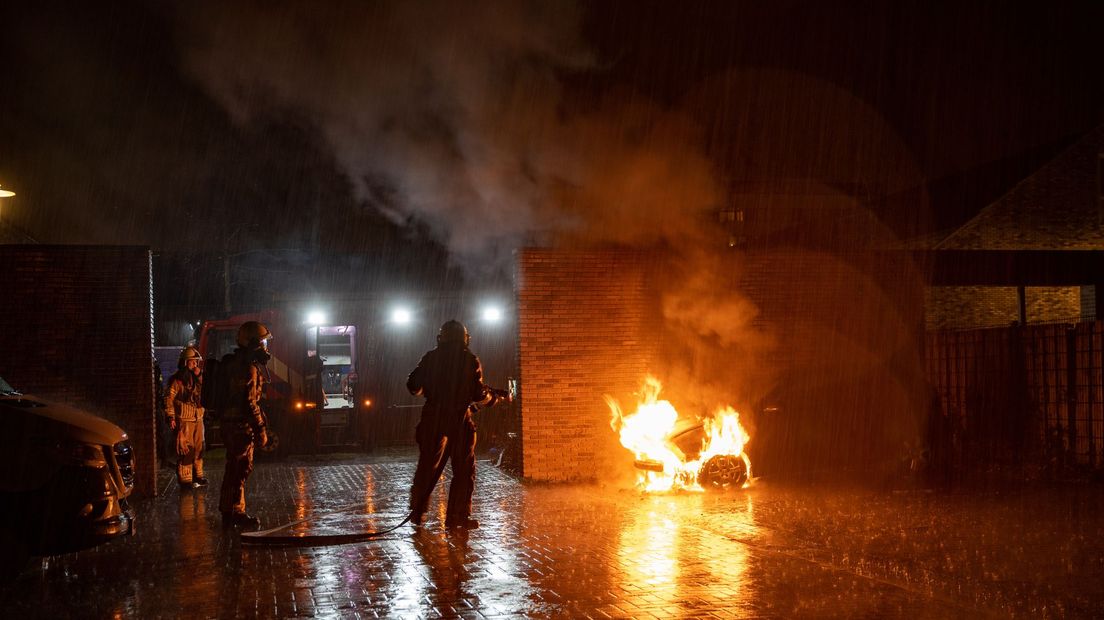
[{"xmin": 607, "ymin": 375, "xmax": 752, "ymax": 492}]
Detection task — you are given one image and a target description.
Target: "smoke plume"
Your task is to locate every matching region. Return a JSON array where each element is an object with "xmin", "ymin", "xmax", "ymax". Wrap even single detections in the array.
[
  {"xmin": 175, "ymin": 0, "xmax": 721, "ymax": 268},
  {"xmin": 176, "ymin": 0, "xmax": 779, "ymax": 438}
]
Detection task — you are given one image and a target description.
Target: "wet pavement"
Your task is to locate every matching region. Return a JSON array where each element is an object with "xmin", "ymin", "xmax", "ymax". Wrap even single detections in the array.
[{"xmin": 2, "ymin": 450, "xmax": 1103, "ymax": 618}]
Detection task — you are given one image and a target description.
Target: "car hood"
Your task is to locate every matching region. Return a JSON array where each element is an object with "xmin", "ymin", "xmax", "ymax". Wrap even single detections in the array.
[{"xmin": 0, "ymin": 395, "xmax": 128, "ymax": 445}]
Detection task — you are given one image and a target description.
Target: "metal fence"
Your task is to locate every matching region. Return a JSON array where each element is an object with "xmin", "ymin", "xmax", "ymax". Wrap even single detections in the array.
[{"xmin": 926, "ymin": 320, "xmax": 1104, "ymax": 475}]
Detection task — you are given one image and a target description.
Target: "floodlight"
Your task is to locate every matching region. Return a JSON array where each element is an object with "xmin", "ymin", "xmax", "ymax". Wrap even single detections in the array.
[{"xmin": 391, "ymin": 308, "xmax": 412, "ymax": 325}]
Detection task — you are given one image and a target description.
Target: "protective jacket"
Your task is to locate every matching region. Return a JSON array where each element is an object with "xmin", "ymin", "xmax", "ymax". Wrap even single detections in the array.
[
  {"xmin": 407, "ymin": 344, "xmax": 502, "ymax": 428},
  {"xmin": 164, "ymin": 370, "xmax": 204, "ymax": 423},
  {"xmin": 220, "ymin": 348, "xmax": 267, "ymax": 432}
]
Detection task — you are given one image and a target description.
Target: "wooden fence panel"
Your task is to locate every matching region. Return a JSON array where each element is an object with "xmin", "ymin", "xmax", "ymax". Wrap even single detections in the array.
[
  {"xmin": 927, "ymin": 320, "xmax": 1104, "ymax": 473},
  {"xmin": 1073, "ymin": 322, "xmax": 1102, "ymax": 467},
  {"xmin": 1024, "ymin": 324, "xmax": 1068, "ymax": 461}
]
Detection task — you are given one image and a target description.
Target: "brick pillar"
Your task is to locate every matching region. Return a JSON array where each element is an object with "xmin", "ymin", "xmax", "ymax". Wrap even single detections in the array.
[
  {"xmin": 0, "ymin": 245, "xmax": 157, "ymax": 495},
  {"xmin": 516, "ymin": 248, "xmax": 661, "ymax": 481}
]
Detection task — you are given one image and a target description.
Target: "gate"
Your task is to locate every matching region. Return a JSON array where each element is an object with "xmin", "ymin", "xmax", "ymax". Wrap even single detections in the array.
[{"xmin": 926, "ymin": 321, "xmax": 1104, "ymax": 474}]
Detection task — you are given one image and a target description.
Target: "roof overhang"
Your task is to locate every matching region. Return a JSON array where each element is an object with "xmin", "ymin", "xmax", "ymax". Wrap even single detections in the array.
[{"xmin": 907, "ymin": 250, "xmax": 1104, "ymax": 287}]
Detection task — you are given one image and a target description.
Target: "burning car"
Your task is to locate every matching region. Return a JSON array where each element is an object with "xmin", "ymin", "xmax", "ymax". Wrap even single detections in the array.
[
  {"xmin": 0, "ymin": 375, "xmax": 135, "ymax": 580},
  {"xmin": 607, "ymin": 376, "xmax": 752, "ymax": 492}
]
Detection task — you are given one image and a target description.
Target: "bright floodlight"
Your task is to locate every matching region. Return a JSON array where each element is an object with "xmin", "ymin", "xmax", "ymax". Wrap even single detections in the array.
[
  {"xmin": 482, "ymin": 306, "xmax": 502, "ymax": 322},
  {"xmin": 307, "ymin": 310, "xmax": 326, "ymax": 326},
  {"xmin": 391, "ymin": 308, "xmax": 412, "ymax": 325},
  {"xmin": 0, "ymin": 188, "xmax": 14, "ymax": 198}
]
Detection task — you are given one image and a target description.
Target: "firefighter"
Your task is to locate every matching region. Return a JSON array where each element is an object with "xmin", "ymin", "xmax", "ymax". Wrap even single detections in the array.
[
  {"xmin": 218, "ymin": 321, "xmax": 272, "ymax": 529},
  {"xmin": 164, "ymin": 346, "xmax": 207, "ymax": 489},
  {"xmin": 407, "ymin": 320, "xmax": 511, "ymax": 529}
]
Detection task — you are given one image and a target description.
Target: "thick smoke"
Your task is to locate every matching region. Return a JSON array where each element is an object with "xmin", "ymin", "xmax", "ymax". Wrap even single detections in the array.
[
  {"xmin": 175, "ymin": 0, "xmax": 720, "ymax": 268},
  {"xmin": 175, "ymin": 0, "xmax": 759, "ymax": 391}
]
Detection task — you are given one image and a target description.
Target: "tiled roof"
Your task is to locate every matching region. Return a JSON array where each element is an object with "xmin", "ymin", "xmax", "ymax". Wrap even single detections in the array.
[{"xmin": 938, "ymin": 125, "xmax": 1104, "ymax": 250}]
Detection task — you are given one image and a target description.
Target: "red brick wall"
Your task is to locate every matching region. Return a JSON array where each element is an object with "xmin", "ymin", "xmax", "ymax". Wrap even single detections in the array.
[
  {"xmin": 516, "ymin": 249, "xmax": 662, "ymax": 481},
  {"xmin": 0, "ymin": 245, "xmax": 157, "ymax": 495}
]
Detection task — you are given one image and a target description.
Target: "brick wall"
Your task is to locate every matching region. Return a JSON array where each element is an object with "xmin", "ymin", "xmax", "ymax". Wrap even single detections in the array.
[
  {"xmin": 0, "ymin": 245, "xmax": 157, "ymax": 495},
  {"xmin": 516, "ymin": 249, "xmax": 662, "ymax": 482},
  {"xmin": 926, "ymin": 286, "xmax": 1083, "ymax": 330}
]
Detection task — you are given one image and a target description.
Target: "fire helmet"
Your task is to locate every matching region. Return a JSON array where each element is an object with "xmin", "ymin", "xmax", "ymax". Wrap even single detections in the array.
[
  {"xmin": 236, "ymin": 321, "xmax": 273, "ymax": 349},
  {"xmin": 437, "ymin": 320, "xmax": 470, "ymax": 346},
  {"xmin": 177, "ymin": 346, "xmax": 202, "ymax": 368}
]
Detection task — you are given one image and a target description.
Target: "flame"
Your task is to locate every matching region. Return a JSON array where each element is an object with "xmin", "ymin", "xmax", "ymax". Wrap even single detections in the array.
[{"xmin": 607, "ymin": 375, "xmax": 752, "ymax": 492}]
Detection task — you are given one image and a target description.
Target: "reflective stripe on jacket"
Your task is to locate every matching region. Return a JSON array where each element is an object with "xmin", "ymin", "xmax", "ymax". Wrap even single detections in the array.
[{"xmin": 164, "ymin": 370, "xmax": 204, "ymax": 421}]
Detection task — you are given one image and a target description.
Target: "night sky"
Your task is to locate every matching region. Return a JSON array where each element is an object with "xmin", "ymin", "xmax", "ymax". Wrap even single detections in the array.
[{"xmin": 1, "ymin": 1, "xmax": 1101, "ymax": 302}]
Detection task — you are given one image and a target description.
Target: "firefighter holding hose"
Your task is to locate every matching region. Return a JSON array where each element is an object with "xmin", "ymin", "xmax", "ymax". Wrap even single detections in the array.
[{"xmin": 407, "ymin": 320, "xmax": 511, "ymax": 529}]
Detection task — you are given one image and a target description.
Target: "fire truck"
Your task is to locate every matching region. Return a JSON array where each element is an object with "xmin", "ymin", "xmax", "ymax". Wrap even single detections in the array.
[{"xmin": 196, "ymin": 310, "xmax": 371, "ymax": 456}]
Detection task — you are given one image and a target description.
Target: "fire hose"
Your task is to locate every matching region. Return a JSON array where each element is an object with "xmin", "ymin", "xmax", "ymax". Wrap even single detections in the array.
[
  {"xmin": 240, "ymin": 388, "xmax": 515, "ymax": 547},
  {"xmin": 239, "ymin": 507, "xmax": 415, "ymax": 546},
  {"xmin": 240, "ymin": 455, "xmax": 448, "ymax": 547}
]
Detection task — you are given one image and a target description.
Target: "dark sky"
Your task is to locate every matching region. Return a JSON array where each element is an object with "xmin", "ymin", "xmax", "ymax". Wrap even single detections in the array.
[
  {"xmin": 582, "ymin": 1, "xmax": 1104, "ymax": 229},
  {"xmin": 0, "ymin": 1, "xmax": 1101, "ymax": 261},
  {"xmin": 587, "ymin": 1, "xmax": 1104, "ymax": 161}
]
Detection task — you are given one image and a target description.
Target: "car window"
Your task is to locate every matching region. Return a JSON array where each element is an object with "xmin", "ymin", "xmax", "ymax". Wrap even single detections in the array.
[{"xmin": 0, "ymin": 376, "xmax": 16, "ymax": 394}]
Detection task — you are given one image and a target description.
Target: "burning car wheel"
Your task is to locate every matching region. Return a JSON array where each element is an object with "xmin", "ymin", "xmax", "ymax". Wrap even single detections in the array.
[{"xmin": 697, "ymin": 454, "xmax": 748, "ymax": 491}]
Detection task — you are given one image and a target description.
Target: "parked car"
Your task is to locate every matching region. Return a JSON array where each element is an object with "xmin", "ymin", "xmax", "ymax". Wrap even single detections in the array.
[{"xmin": 0, "ymin": 375, "xmax": 135, "ymax": 580}]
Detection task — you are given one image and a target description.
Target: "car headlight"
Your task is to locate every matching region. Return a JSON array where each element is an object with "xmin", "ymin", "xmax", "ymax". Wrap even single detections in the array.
[{"xmin": 57, "ymin": 441, "xmax": 109, "ymax": 467}]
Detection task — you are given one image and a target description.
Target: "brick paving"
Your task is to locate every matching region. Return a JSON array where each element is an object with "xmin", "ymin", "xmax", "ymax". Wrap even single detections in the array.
[{"xmin": 2, "ymin": 450, "xmax": 1103, "ymax": 618}]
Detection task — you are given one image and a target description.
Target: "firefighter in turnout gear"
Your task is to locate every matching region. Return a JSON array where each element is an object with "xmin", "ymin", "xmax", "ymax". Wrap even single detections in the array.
[
  {"xmin": 218, "ymin": 321, "xmax": 272, "ymax": 529},
  {"xmin": 165, "ymin": 346, "xmax": 207, "ymax": 489},
  {"xmin": 407, "ymin": 320, "xmax": 511, "ymax": 529}
]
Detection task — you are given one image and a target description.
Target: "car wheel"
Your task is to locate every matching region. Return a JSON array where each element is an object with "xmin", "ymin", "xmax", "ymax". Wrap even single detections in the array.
[{"xmin": 697, "ymin": 454, "xmax": 749, "ymax": 491}]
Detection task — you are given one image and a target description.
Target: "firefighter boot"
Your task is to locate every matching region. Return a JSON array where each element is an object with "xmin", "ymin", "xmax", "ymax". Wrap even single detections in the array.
[
  {"xmin": 445, "ymin": 517, "xmax": 479, "ymax": 529},
  {"xmin": 193, "ymin": 459, "xmax": 207, "ymax": 486}
]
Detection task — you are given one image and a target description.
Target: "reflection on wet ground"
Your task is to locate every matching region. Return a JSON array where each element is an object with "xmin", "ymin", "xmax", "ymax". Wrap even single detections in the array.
[{"xmin": 2, "ymin": 449, "xmax": 1103, "ymax": 618}]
